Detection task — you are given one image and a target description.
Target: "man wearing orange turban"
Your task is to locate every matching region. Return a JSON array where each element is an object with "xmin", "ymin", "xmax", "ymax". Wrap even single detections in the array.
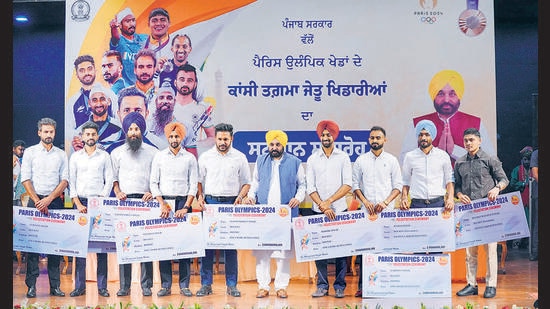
[
  {"xmin": 244, "ymin": 129, "xmax": 305, "ymax": 299},
  {"xmin": 306, "ymin": 120, "xmax": 352, "ymax": 299},
  {"xmin": 400, "ymin": 69, "xmax": 496, "ymax": 166},
  {"xmin": 151, "ymin": 121, "xmax": 198, "ymax": 298}
]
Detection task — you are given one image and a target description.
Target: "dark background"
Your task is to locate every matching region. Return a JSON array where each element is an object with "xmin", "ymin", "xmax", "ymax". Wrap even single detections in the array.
[{"xmin": 12, "ymin": 0, "xmax": 539, "ymax": 176}]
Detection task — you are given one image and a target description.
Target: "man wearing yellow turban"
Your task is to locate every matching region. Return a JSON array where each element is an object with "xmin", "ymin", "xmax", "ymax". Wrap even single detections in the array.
[
  {"xmin": 400, "ymin": 69, "xmax": 496, "ymax": 166},
  {"xmin": 243, "ymin": 129, "xmax": 305, "ymax": 299}
]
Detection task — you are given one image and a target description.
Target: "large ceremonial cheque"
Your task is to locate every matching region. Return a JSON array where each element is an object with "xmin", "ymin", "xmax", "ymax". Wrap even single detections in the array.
[
  {"xmin": 87, "ymin": 196, "xmax": 164, "ymax": 242},
  {"xmin": 13, "ymin": 206, "xmax": 90, "ymax": 258},
  {"xmin": 377, "ymin": 207, "xmax": 455, "ymax": 253},
  {"xmin": 454, "ymin": 191, "xmax": 530, "ymax": 249},
  {"xmin": 202, "ymin": 204, "xmax": 291, "ymax": 250},
  {"xmin": 362, "ymin": 253, "xmax": 452, "ymax": 298},
  {"xmin": 292, "ymin": 209, "xmax": 375, "ymax": 263},
  {"xmin": 114, "ymin": 211, "xmax": 205, "ymax": 264}
]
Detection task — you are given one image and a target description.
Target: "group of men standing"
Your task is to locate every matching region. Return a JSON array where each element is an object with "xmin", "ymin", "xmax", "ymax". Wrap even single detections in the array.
[{"xmin": 18, "ymin": 111, "xmax": 512, "ymax": 301}]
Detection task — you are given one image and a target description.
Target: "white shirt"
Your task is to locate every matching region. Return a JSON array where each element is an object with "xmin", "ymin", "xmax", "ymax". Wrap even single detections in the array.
[
  {"xmin": 150, "ymin": 147, "xmax": 198, "ymax": 197},
  {"xmin": 352, "ymin": 150, "xmax": 402, "ymax": 208},
  {"xmin": 111, "ymin": 142, "xmax": 158, "ymax": 194},
  {"xmin": 20, "ymin": 143, "xmax": 69, "ymax": 196},
  {"xmin": 401, "ymin": 147, "xmax": 454, "ymax": 200},
  {"xmin": 198, "ymin": 146, "xmax": 251, "ymax": 196},
  {"xmin": 69, "ymin": 147, "xmax": 114, "ymax": 198},
  {"xmin": 306, "ymin": 147, "xmax": 352, "ymax": 213}
]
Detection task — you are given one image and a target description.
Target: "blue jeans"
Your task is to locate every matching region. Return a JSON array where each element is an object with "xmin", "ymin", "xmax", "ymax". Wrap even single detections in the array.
[
  {"xmin": 200, "ymin": 196, "xmax": 239, "ymax": 287},
  {"xmin": 315, "ymin": 257, "xmax": 347, "ymax": 291}
]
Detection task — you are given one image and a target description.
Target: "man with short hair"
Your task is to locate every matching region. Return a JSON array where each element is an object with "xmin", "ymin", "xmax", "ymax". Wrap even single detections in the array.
[
  {"xmin": 111, "ymin": 112, "xmax": 159, "ymax": 297},
  {"xmin": 150, "ymin": 122, "xmax": 198, "ymax": 297},
  {"xmin": 144, "ymin": 7, "xmax": 172, "ymax": 59},
  {"xmin": 195, "ymin": 123, "xmax": 251, "ymax": 298},
  {"xmin": 102, "ymin": 49, "xmax": 129, "ymax": 95},
  {"xmin": 352, "ymin": 125, "xmax": 402, "ymax": 297},
  {"xmin": 68, "ymin": 121, "xmax": 113, "ymax": 298},
  {"xmin": 454, "ymin": 127, "xmax": 509, "ymax": 299},
  {"xmin": 173, "ymin": 63, "xmax": 215, "ymax": 156},
  {"xmin": 21, "ymin": 117, "xmax": 69, "ymax": 298}
]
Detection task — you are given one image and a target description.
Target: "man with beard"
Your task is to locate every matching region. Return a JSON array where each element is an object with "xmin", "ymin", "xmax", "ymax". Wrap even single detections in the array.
[
  {"xmin": 400, "ymin": 69, "xmax": 495, "ymax": 166},
  {"xmin": 66, "ymin": 54, "xmax": 102, "ymax": 130},
  {"xmin": 147, "ymin": 81, "xmax": 196, "ymax": 156},
  {"xmin": 154, "ymin": 34, "xmax": 205, "ymax": 101},
  {"xmin": 108, "ymin": 86, "xmax": 156, "ymax": 152},
  {"xmin": 305, "ymin": 120, "xmax": 352, "ymax": 299},
  {"xmin": 109, "ymin": 7, "xmax": 147, "ymax": 84},
  {"xmin": 351, "ymin": 125, "xmax": 402, "ymax": 297},
  {"xmin": 242, "ymin": 130, "xmax": 306, "ymax": 299},
  {"xmin": 71, "ymin": 84, "xmax": 123, "ymax": 153},
  {"xmin": 68, "ymin": 121, "xmax": 113, "ymax": 298},
  {"xmin": 101, "ymin": 49, "xmax": 128, "ymax": 96},
  {"xmin": 150, "ymin": 122, "xmax": 198, "ymax": 297},
  {"xmin": 110, "ymin": 111, "xmax": 158, "ymax": 297},
  {"xmin": 173, "ymin": 64, "xmax": 215, "ymax": 157},
  {"xmin": 400, "ymin": 119, "xmax": 454, "ymax": 211},
  {"xmin": 195, "ymin": 123, "xmax": 251, "ymax": 298},
  {"xmin": 128, "ymin": 48, "xmax": 158, "ymax": 105},
  {"xmin": 20, "ymin": 117, "xmax": 69, "ymax": 298}
]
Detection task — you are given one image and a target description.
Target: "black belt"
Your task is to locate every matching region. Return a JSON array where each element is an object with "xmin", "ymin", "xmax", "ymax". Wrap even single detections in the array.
[
  {"xmin": 126, "ymin": 193, "xmax": 143, "ymax": 198},
  {"xmin": 162, "ymin": 195, "xmax": 185, "ymax": 200},
  {"xmin": 205, "ymin": 195, "xmax": 237, "ymax": 203},
  {"xmin": 411, "ymin": 196, "xmax": 444, "ymax": 205}
]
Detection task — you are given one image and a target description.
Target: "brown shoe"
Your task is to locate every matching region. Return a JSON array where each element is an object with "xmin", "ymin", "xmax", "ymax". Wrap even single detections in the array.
[
  {"xmin": 256, "ymin": 288, "xmax": 269, "ymax": 298},
  {"xmin": 276, "ymin": 289, "xmax": 288, "ymax": 298}
]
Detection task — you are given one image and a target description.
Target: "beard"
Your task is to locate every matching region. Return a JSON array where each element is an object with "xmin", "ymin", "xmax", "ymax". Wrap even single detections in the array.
[
  {"xmin": 126, "ymin": 136, "xmax": 143, "ymax": 152},
  {"xmin": 370, "ymin": 143, "xmax": 383, "ymax": 151},
  {"xmin": 153, "ymin": 109, "xmax": 173, "ymax": 135},
  {"xmin": 85, "ymin": 139, "xmax": 97, "ymax": 147},
  {"xmin": 41, "ymin": 137, "xmax": 53, "ymax": 145},
  {"xmin": 269, "ymin": 149, "xmax": 283, "ymax": 158}
]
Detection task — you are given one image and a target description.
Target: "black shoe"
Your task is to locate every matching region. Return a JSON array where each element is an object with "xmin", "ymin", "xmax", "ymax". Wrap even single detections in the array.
[
  {"xmin": 483, "ymin": 286, "xmax": 496, "ymax": 298},
  {"xmin": 98, "ymin": 288, "xmax": 110, "ymax": 297},
  {"xmin": 334, "ymin": 289, "xmax": 345, "ymax": 298},
  {"xmin": 157, "ymin": 288, "xmax": 171, "ymax": 297},
  {"xmin": 26, "ymin": 286, "xmax": 36, "ymax": 298},
  {"xmin": 116, "ymin": 288, "xmax": 130, "ymax": 296},
  {"xmin": 180, "ymin": 288, "xmax": 193, "ymax": 297},
  {"xmin": 142, "ymin": 287, "xmax": 152, "ymax": 296},
  {"xmin": 456, "ymin": 284, "xmax": 478, "ymax": 296},
  {"xmin": 50, "ymin": 287, "xmax": 66, "ymax": 297},
  {"xmin": 529, "ymin": 255, "xmax": 538, "ymax": 261},
  {"xmin": 196, "ymin": 285, "xmax": 213, "ymax": 297},
  {"xmin": 227, "ymin": 286, "xmax": 241, "ymax": 297},
  {"xmin": 69, "ymin": 288, "xmax": 86, "ymax": 297}
]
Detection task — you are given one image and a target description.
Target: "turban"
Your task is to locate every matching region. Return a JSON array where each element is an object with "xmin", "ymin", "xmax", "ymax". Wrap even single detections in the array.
[
  {"xmin": 122, "ymin": 111, "xmax": 146, "ymax": 135},
  {"xmin": 316, "ymin": 120, "xmax": 340, "ymax": 140},
  {"xmin": 117, "ymin": 8, "xmax": 134, "ymax": 23},
  {"xmin": 428, "ymin": 69, "xmax": 465, "ymax": 101},
  {"xmin": 157, "ymin": 81, "xmax": 175, "ymax": 97},
  {"xmin": 415, "ymin": 119, "xmax": 437, "ymax": 140},
  {"xmin": 265, "ymin": 130, "xmax": 288, "ymax": 147},
  {"xmin": 89, "ymin": 84, "xmax": 116, "ymax": 103},
  {"xmin": 164, "ymin": 122, "xmax": 186, "ymax": 140},
  {"xmin": 520, "ymin": 146, "xmax": 533, "ymax": 158}
]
